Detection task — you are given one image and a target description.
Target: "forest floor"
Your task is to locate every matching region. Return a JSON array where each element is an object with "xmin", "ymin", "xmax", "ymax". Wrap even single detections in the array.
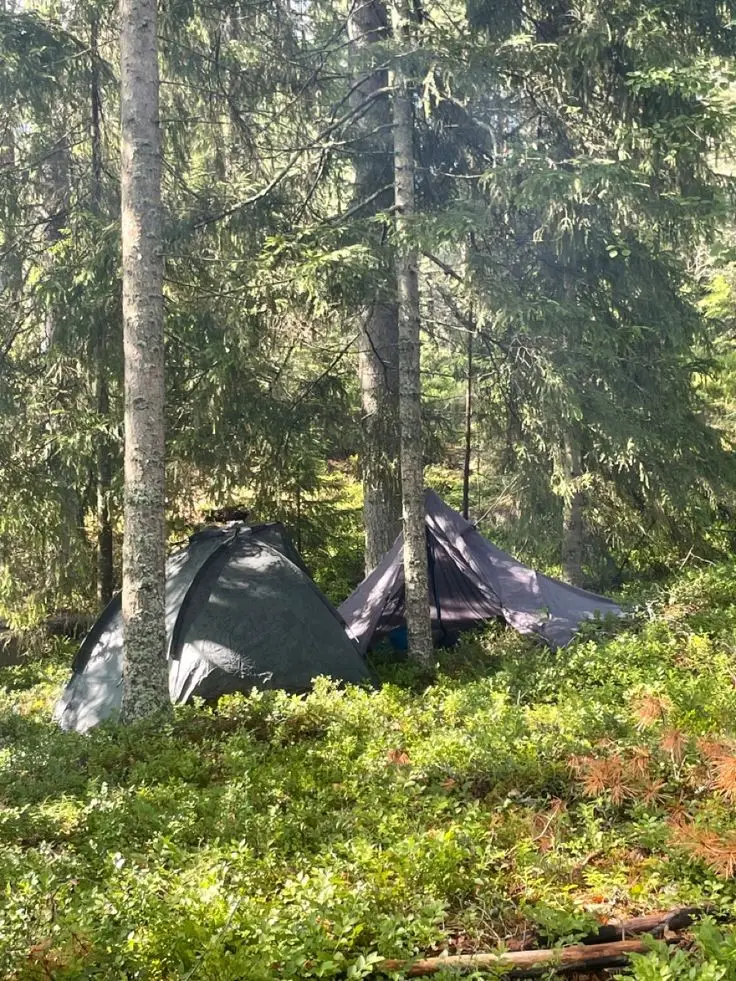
[{"xmin": 2, "ymin": 565, "xmax": 736, "ymax": 979}]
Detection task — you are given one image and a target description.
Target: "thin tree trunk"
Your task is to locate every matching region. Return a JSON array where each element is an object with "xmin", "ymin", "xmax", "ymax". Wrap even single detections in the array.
[
  {"xmin": 0, "ymin": 128, "xmax": 21, "ymax": 332},
  {"xmin": 95, "ymin": 372, "xmax": 114, "ymax": 606},
  {"xmin": 391, "ymin": 0, "xmax": 432, "ymax": 666},
  {"xmin": 560, "ymin": 266, "xmax": 585, "ymax": 587},
  {"xmin": 91, "ymin": 11, "xmax": 114, "ymax": 608},
  {"xmin": 461, "ymin": 327, "xmax": 473, "ymax": 520},
  {"xmin": 359, "ymin": 302, "xmax": 401, "ymax": 571},
  {"xmin": 119, "ymin": 0, "xmax": 169, "ymax": 721},
  {"xmin": 348, "ymin": 0, "xmax": 401, "ymax": 573},
  {"xmin": 561, "ymin": 434, "xmax": 584, "ymax": 586},
  {"xmin": 40, "ymin": 134, "xmax": 70, "ymax": 351}
]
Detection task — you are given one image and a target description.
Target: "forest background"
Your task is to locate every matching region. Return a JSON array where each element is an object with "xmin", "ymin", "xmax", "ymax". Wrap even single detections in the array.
[{"xmin": 3, "ymin": 0, "xmax": 736, "ymax": 628}]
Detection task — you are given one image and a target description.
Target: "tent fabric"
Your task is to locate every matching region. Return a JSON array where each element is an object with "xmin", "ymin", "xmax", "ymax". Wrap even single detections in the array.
[
  {"xmin": 338, "ymin": 490, "xmax": 622, "ymax": 652},
  {"xmin": 55, "ymin": 523, "xmax": 374, "ymax": 733}
]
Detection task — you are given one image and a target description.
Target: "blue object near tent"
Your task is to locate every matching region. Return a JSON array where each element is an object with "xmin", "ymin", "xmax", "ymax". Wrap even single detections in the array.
[{"xmin": 389, "ymin": 625, "xmax": 408, "ymax": 651}]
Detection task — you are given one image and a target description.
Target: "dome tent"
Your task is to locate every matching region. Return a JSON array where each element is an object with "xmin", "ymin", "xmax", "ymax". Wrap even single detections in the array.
[
  {"xmin": 55, "ymin": 523, "xmax": 375, "ymax": 733},
  {"xmin": 338, "ymin": 490, "xmax": 622, "ymax": 653}
]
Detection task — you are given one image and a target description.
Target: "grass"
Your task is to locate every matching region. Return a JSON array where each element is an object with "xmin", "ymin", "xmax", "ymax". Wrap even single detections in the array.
[{"xmin": 2, "ymin": 565, "xmax": 736, "ymax": 978}]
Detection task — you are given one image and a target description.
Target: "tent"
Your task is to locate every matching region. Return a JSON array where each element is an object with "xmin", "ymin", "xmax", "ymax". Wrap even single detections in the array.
[
  {"xmin": 338, "ymin": 490, "xmax": 622, "ymax": 652},
  {"xmin": 56, "ymin": 523, "xmax": 374, "ymax": 733}
]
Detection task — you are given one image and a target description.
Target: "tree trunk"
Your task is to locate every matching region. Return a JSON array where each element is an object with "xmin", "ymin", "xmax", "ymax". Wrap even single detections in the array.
[
  {"xmin": 96, "ymin": 373, "xmax": 114, "ymax": 607},
  {"xmin": 40, "ymin": 135, "xmax": 70, "ymax": 352},
  {"xmin": 91, "ymin": 10, "xmax": 114, "ymax": 608},
  {"xmin": 561, "ymin": 434, "xmax": 584, "ymax": 586},
  {"xmin": 348, "ymin": 0, "xmax": 401, "ymax": 573},
  {"xmin": 391, "ymin": 0, "xmax": 432, "ymax": 666},
  {"xmin": 461, "ymin": 326, "xmax": 473, "ymax": 520},
  {"xmin": 0, "ymin": 128, "xmax": 22, "ymax": 345},
  {"xmin": 119, "ymin": 0, "xmax": 169, "ymax": 721},
  {"xmin": 560, "ymin": 264, "xmax": 585, "ymax": 587},
  {"xmin": 359, "ymin": 302, "xmax": 401, "ymax": 571}
]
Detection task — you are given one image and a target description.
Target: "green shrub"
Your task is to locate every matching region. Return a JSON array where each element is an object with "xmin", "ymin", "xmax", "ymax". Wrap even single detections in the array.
[{"xmin": 1, "ymin": 564, "xmax": 736, "ymax": 978}]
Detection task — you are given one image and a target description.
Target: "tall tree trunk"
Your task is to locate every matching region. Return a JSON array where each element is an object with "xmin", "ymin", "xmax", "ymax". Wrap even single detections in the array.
[
  {"xmin": 348, "ymin": 0, "xmax": 401, "ymax": 573},
  {"xmin": 561, "ymin": 434, "xmax": 584, "ymax": 586},
  {"xmin": 359, "ymin": 302, "xmax": 401, "ymax": 571},
  {"xmin": 40, "ymin": 135, "xmax": 70, "ymax": 351},
  {"xmin": 95, "ymin": 372, "xmax": 114, "ymax": 606},
  {"xmin": 461, "ymin": 327, "xmax": 473, "ymax": 520},
  {"xmin": 91, "ymin": 11, "xmax": 114, "ymax": 608},
  {"xmin": 391, "ymin": 0, "xmax": 432, "ymax": 666},
  {"xmin": 0, "ymin": 127, "xmax": 22, "ymax": 345},
  {"xmin": 560, "ymin": 265, "xmax": 585, "ymax": 587},
  {"xmin": 119, "ymin": 0, "xmax": 169, "ymax": 721}
]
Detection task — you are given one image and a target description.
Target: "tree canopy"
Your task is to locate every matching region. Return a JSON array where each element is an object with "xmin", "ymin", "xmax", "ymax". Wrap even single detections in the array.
[{"xmin": 0, "ymin": 0, "xmax": 735, "ymax": 618}]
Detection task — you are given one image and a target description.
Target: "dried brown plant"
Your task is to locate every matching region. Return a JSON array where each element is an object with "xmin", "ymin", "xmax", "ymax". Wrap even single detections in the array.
[
  {"xmin": 660, "ymin": 728, "xmax": 687, "ymax": 764},
  {"xmin": 671, "ymin": 820, "xmax": 736, "ymax": 878},
  {"xmin": 696, "ymin": 738, "xmax": 736, "ymax": 802},
  {"xmin": 633, "ymin": 694, "xmax": 671, "ymax": 729}
]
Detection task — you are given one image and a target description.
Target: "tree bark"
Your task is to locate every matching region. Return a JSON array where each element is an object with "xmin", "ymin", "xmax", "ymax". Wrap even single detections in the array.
[
  {"xmin": 391, "ymin": 0, "xmax": 432, "ymax": 666},
  {"xmin": 461, "ymin": 326, "xmax": 473, "ymax": 520},
  {"xmin": 358, "ymin": 302, "xmax": 401, "ymax": 571},
  {"xmin": 561, "ymin": 433, "xmax": 584, "ymax": 586},
  {"xmin": 348, "ymin": 0, "xmax": 402, "ymax": 573},
  {"xmin": 95, "ymin": 370, "xmax": 114, "ymax": 607},
  {"xmin": 560, "ymin": 264, "xmax": 585, "ymax": 587},
  {"xmin": 0, "ymin": 128, "xmax": 22, "ymax": 339},
  {"xmin": 40, "ymin": 134, "xmax": 70, "ymax": 351},
  {"xmin": 91, "ymin": 10, "xmax": 114, "ymax": 608},
  {"xmin": 119, "ymin": 0, "xmax": 169, "ymax": 721}
]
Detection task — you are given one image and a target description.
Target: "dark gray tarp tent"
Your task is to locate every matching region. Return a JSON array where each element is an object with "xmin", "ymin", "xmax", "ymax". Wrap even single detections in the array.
[
  {"xmin": 338, "ymin": 490, "xmax": 622, "ymax": 652},
  {"xmin": 55, "ymin": 523, "xmax": 374, "ymax": 733}
]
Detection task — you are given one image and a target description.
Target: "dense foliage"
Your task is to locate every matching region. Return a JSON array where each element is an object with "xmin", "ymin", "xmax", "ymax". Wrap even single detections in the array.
[
  {"xmin": 1, "ymin": 0, "xmax": 736, "ymax": 617},
  {"xmin": 2, "ymin": 565, "xmax": 736, "ymax": 978}
]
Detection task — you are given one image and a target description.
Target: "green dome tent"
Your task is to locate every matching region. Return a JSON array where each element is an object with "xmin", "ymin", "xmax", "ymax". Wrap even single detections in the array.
[{"xmin": 55, "ymin": 523, "xmax": 375, "ymax": 733}]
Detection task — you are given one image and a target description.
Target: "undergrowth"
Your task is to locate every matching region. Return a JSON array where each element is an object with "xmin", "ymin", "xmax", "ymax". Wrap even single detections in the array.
[{"xmin": 2, "ymin": 564, "xmax": 736, "ymax": 978}]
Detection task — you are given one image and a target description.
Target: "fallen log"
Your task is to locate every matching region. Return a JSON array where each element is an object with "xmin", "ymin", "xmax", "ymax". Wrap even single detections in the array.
[
  {"xmin": 578, "ymin": 906, "xmax": 703, "ymax": 945},
  {"xmin": 379, "ymin": 938, "xmax": 662, "ymax": 977},
  {"xmin": 379, "ymin": 907, "xmax": 713, "ymax": 978}
]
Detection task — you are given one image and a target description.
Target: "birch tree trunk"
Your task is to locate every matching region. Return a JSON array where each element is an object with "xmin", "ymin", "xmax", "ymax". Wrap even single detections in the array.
[
  {"xmin": 119, "ymin": 0, "xmax": 169, "ymax": 721},
  {"xmin": 348, "ymin": 0, "xmax": 402, "ymax": 573},
  {"xmin": 391, "ymin": 0, "xmax": 432, "ymax": 666}
]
